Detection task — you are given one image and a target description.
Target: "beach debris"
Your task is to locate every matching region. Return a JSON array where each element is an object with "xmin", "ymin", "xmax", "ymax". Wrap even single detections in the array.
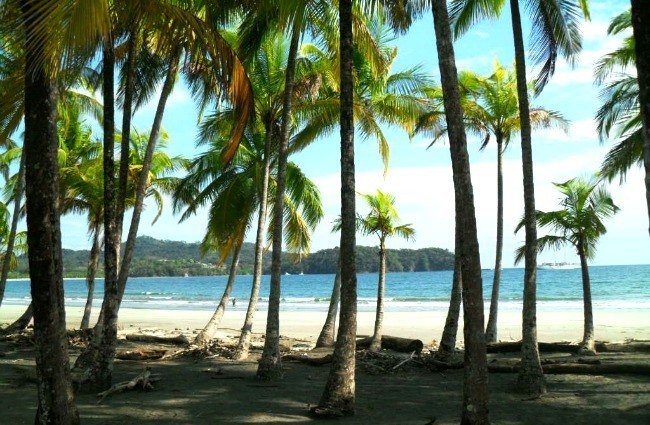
[
  {"xmin": 125, "ymin": 333, "xmax": 189, "ymax": 345},
  {"xmin": 115, "ymin": 349, "xmax": 167, "ymax": 361},
  {"xmin": 96, "ymin": 367, "xmax": 160, "ymax": 404},
  {"xmin": 356, "ymin": 335, "xmax": 424, "ymax": 353},
  {"xmin": 282, "ymin": 353, "xmax": 333, "ymax": 365},
  {"xmin": 486, "ymin": 340, "xmax": 650, "ymax": 354}
]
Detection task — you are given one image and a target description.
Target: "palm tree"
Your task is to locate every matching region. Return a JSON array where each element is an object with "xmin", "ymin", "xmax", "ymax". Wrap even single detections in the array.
[
  {"xmin": 174, "ymin": 129, "xmax": 323, "ymax": 347},
  {"xmin": 356, "ymin": 190, "xmax": 414, "ymax": 352},
  {"xmin": 313, "ymin": 0, "xmax": 357, "ymax": 416},
  {"xmin": 430, "ymin": 0, "xmax": 490, "ymax": 422},
  {"xmin": 0, "ymin": 201, "xmax": 27, "ymax": 274},
  {"xmin": 630, "ymin": 1, "xmax": 650, "ymax": 235},
  {"xmin": 465, "ymin": 61, "xmax": 568, "ymax": 343},
  {"xmin": 450, "ymin": 0, "xmax": 588, "ymax": 396},
  {"xmin": 515, "ymin": 177, "xmax": 619, "ymax": 354}
]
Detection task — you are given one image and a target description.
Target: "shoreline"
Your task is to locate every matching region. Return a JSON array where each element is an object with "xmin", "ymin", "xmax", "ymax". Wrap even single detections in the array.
[{"xmin": 1, "ymin": 304, "xmax": 648, "ymax": 344}]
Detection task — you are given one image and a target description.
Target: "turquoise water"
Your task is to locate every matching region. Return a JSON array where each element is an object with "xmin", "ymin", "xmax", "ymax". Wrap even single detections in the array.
[{"xmin": 4, "ymin": 264, "xmax": 649, "ymax": 312}]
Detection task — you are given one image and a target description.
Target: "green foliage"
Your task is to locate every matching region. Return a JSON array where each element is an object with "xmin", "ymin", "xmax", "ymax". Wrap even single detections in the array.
[{"xmin": 11, "ymin": 236, "xmax": 454, "ymax": 278}]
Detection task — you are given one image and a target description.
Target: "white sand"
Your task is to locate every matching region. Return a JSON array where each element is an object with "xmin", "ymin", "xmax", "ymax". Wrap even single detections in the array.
[{"xmin": 1, "ymin": 303, "xmax": 648, "ymax": 343}]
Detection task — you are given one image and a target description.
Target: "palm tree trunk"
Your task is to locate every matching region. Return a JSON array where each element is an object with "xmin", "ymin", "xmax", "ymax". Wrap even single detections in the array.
[
  {"xmin": 116, "ymin": 29, "xmax": 138, "ymax": 251},
  {"xmin": 73, "ymin": 41, "xmax": 118, "ymax": 386},
  {"xmin": 437, "ymin": 226, "xmax": 462, "ymax": 360},
  {"xmin": 3, "ymin": 302, "xmax": 33, "ymax": 332},
  {"xmin": 316, "ymin": 254, "xmax": 341, "ymax": 348},
  {"xmin": 369, "ymin": 241, "xmax": 386, "ymax": 352},
  {"xmin": 194, "ymin": 243, "xmax": 242, "ymax": 345},
  {"xmin": 91, "ymin": 50, "xmax": 180, "ymax": 388},
  {"xmin": 509, "ymin": 0, "xmax": 546, "ymax": 397},
  {"xmin": 233, "ymin": 121, "xmax": 273, "ymax": 361},
  {"xmin": 314, "ymin": 0, "xmax": 357, "ymax": 416},
  {"xmin": 577, "ymin": 242, "xmax": 595, "ymax": 355},
  {"xmin": 81, "ymin": 230, "xmax": 101, "ymax": 330},
  {"xmin": 431, "ymin": 1, "xmax": 489, "ymax": 423},
  {"xmin": 631, "ymin": 0, "xmax": 650, "ymax": 236},
  {"xmin": 485, "ymin": 138, "xmax": 504, "ymax": 343},
  {"xmin": 0, "ymin": 153, "xmax": 25, "ymax": 308},
  {"xmin": 20, "ymin": 1, "xmax": 79, "ymax": 421},
  {"xmin": 257, "ymin": 21, "xmax": 302, "ymax": 381}
]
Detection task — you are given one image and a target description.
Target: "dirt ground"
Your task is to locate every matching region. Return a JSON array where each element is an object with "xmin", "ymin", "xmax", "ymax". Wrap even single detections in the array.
[{"xmin": 1, "ymin": 331, "xmax": 649, "ymax": 425}]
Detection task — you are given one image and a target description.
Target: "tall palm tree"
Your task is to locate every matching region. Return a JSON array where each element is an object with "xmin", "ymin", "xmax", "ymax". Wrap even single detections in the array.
[
  {"xmin": 515, "ymin": 177, "xmax": 619, "ymax": 354},
  {"xmin": 450, "ymin": 0, "xmax": 588, "ymax": 396},
  {"xmin": 356, "ymin": 190, "xmax": 414, "ymax": 352},
  {"xmin": 630, "ymin": 0, "xmax": 650, "ymax": 235},
  {"xmin": 174, "ymin": 130, "xmax": 323, "ymax": 346},
  {"xmin": 465, "ymin": 61, "xmax": 568, "ymax": 343},
  {"xmin": 0, "ymin": 201, "xmax": 27, "ymax": 274},
  {"xmin": 313, "ymin": 0, "xmax": 357, "ymax": 416}
]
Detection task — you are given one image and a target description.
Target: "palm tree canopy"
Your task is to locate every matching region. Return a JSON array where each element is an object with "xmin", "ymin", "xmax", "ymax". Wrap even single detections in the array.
[
  {"xmin": 449, "ymin": 0, "xmax": 588, "ymax": 93},
  {"xmin": 514, "ymin": 176, "xmax": 620, "ymax": 264},
  {"xmin": 357, "ymin": 189, "xmax": 415, "ymax": 243}
]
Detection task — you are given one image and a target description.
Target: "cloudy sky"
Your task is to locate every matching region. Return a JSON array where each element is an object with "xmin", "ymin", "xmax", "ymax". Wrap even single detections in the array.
[{"xmin": 59, "ymin": 0, "xmax": 649, "ymax": 267}]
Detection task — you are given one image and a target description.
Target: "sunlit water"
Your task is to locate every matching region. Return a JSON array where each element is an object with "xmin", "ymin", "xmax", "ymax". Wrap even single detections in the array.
[{"xmin": 5, "ymin": 265, "xmax": 650, "ymax": 312}]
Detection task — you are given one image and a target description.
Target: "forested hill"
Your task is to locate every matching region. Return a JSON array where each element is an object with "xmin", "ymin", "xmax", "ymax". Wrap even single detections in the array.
[{"xmin": 12, "ymin": 236, "xmax": 454, "ymax": 278}]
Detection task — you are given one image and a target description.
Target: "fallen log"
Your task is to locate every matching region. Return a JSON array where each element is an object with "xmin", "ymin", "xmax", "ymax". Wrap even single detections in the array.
[
  {"xmin": 488, "ymin": 362, "xmax": 650, "ymax": 375},
  {"xmin": 116, "ymin": 349, "xmax": 167, "ymax": 361},
  {"xmin": 282, "ymin": 353, "xmax": 333, "ymax": 365},
  {"xmin": 357, "ymin": 336, "xmax": 424, "ymax": 353},
  {"xmin": 125, "ymin": 334, "xmax": 189, "ymax": 345},
  {"xmin": 487, "ymin": 341, "xmax": 650, "ymax": 354},
  {"xmin": 96, "ymin": 367, "xmax": 158, "ymax": 403}
]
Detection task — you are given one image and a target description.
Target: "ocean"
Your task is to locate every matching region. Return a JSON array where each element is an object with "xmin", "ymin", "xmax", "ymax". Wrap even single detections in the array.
[{"xmin": 4, "ymin": 264, "xmax": 650, "ymax": 313}]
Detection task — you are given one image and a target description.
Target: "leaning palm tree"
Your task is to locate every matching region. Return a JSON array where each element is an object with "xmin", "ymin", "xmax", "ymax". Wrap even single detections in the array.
[
  {"xmin": 450, "ymin": 0, "xmax": 589, "ymax": 396},
  {"xmin": 356, "ymin": 190, "xmax": 414, "ymax": 352},
  {"xmin": 515, "ymin": 177, "xmax": 619, "ymax": 354},
  {"xmin": 464, "ymin": 61, "xmax": 568, "ymax": 343}
]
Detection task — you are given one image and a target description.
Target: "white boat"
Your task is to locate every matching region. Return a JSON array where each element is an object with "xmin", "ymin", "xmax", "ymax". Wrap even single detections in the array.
[{"xmin": 538, "ymin": 262, "xmax": 579, "ymax": 270}]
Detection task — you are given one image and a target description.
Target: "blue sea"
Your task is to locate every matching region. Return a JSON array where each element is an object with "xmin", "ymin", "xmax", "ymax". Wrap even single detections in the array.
[{"xmin": 4, "ymin": 265, "xmax": 650, "ymax": 313}]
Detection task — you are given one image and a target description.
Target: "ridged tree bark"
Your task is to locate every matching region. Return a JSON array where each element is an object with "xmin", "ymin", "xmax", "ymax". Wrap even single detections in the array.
[
  {"xmin": 577, "ymin": 242, "xmax": 595, "ymax": 355},
  {"xmin": 485, "ymin": 138, "xmax": 504, "ymax": 343},
  {"xmin": 194, "ymin": 243, "xmax": 242, "ymax": 345},
  {"xmin": 73, "ymin": 42, "xmax": 118, "ymax": 387},
  {"xmin": 316, "ymin": 255, "xmax": 341, "ymax": 348},
  {"xmin": 314, "ymin": 0, "xmax": 357, "ymax": 416},
  {"xmin": 631, "ymin": 0, "xmax": 650, "ymax": 236},
  {"xmin": 509, "ymin": 0, "xmax": 546, "ymax": 397},
  {"xmin": 0, "ymin": 154, "xmax": 25, "ymax": 307},
  {"xmin": 116, "ymin": 29, "xmax": 138, "ymax": 255},
  {"xmin": 90, "ymin": 50, "xmax": 180, "ymax": 388},
  {"xmin": 80, "ymin": 230, "xmax": 101, "ymax": 329},
  {"xmin": 257, "ymin": 22, "xmax": 302, "ymax": 381},
  {"xmin": 437, "ymin": 225, "xmax": 462, "ymax": 360},
  {"xmin": 3, "ymin": 302, "xmax": 33, "ymax": 332},
  {"xmin": 369, "ymin": 239, "xmax": 386, "ymax": 352},
  {"xmin": 21, "ymin": 0, "xmax": 79, "ymax": 421},
  {"xmin": 233, "ymin": 121, "xmax": 273, "ymax": 360},
  {"xmin": 431, "ymin": 1, "xmax": 490, "ymax": 423}
]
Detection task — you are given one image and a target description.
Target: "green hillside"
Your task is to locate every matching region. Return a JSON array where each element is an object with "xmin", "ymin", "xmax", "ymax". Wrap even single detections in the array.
[{"xmin": 11, "ymin": 235, "xmax": 454, "ymax": 278}]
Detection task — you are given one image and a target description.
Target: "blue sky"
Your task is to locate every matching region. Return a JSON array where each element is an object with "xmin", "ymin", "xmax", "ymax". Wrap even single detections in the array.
[{"xmin": 58, "ymin": 0, "xmax": 649, "ymax": 267}]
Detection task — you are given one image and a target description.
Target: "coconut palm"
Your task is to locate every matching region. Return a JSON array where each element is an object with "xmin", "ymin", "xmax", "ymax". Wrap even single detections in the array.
[
  {"xmin": 515, "ymin": 177, "xmax": 619, "ymax": 354},
  {"xmin": 465, "ymin": 61, "xmax": 568, "ymax": 343},
  {"xmin": 0, "ymin": 201, "xmax": 27, "ymax": 274},
  {"xmin": 356, "ymin": 190, "xmax": 414, "ymax": 352},
  {"xmin": 450, "ymin": 0, "xmax": 589, "ymax": 396},
  {"xmin": 173, "ymin": 130, "xmax": 323, "ymax": 346}
]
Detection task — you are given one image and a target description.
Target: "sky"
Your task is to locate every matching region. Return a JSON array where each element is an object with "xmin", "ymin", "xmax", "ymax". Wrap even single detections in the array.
[{"xmin": 57, "ymin": 0, "xmax": 650, "ymax": 267}]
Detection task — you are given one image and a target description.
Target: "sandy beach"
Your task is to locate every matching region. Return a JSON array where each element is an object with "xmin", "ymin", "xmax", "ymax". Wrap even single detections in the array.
[{"xmin": 2, "ymin": 304, "xmax": 648, "ymax": 344}]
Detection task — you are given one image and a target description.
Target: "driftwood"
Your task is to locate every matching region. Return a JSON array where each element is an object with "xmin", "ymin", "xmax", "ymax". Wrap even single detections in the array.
[
  {"xmin": 282, "ymin": 353, "xmax": 333, "ymax": 365},
  {"xmin": 486, "ymin": 341, "xmax": 650, "ymax": 354},
  {"xmin": 356, "ymin": 336, "xmax": 424, "ymax": 353},
  {"xmin": 116, "ymin": 349, "xmax": 167, "ymax": 361},
  {"xmin": 96, "ymin": 367, "xmax": 159, "ymax": 403},
  {"xmin": 125, "ymin": 334, "xmax": 189, "ymax": 345},
  {"xmin": 488, "ymin": 362, "xmax": 650, "ymax": 375}
]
